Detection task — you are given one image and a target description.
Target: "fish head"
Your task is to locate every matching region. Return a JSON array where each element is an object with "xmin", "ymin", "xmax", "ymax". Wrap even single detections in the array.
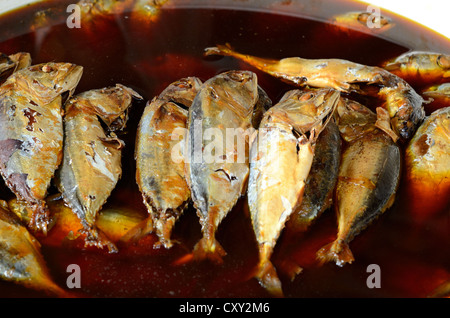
[
  {"xmin": 209, "ymin": 70, "xmax": 259, "ymax": 119},
  {"xmin": 335, "ymin": 97, "xmax": 377, "ymax": 142},
  {"xmin": 266, "ymin": 88, "xmax": 340, "ymax": 135},
  {"xmin": 159, "ymin": 76, "xmax": 203, "ymax": 107},
  {"xmin": 15, "ymin": 62, "xmax": 83, "ymax": 104}
]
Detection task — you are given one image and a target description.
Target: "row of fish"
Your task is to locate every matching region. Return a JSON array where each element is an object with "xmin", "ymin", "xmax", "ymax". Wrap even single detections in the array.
[
  {"xmin": 0, "ymin": 47, "xmax": 448, "ymax": 297},
  {"xmin": 0, "ymin": 52, "xmax": 146, "ymax": 295},
  {"xmin": 132, "ymin": 47, "xmax": 449, "ymax": 297}
]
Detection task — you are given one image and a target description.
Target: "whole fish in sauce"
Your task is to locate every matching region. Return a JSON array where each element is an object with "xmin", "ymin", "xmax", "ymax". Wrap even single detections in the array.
[
  {"xmin": 330, "ymin": 11, "xmax": 395, "ymax": 35},
  {"xmin": 205, "ymin": 44, "xmax": 425, "ymax": 141},
  {"xmin": 0, "ymin": 200, "xmax": 69, "ymax": 297},
  {"xmin": 422, "ymin": 83, "xmax": 450, "ymax": 112},
  {"xmin": 285, "ymin": 119, "xmax": 341, "ymax": 234},
  {"xmin": 382, "ymin": 51, "xmax": 450, "ymax": 86},
  {"xmin": 278, "ymin": 118, "xmax": 341, "ymax": 279},
  {"xmin": 134, "ymin": 77, "xmax": 202, "ymax": 249},
  {"xmin": 0, "ymin": 62, "xmax": 83, "ymax": 235},
  {"xmin": 56, "ymin": 84, "xmax": 141, "ymax": 253},
  {"xmin": 405, "ymin": 106, "xmax": 450, "ymax": 222},
  {"xmin": 77, "ymin": 0, "xmax": 168, "ymax": 20},
  {"xmin": 185, "ymin": 70, "xmax": 269, "ymax": 264},
  {"xmin": 248, "ymin": 88, "xmax": 340, "ymax": 297},
  {"xmin": 316, "ymin": 98, "xmax": 401, "ymax": 267}
]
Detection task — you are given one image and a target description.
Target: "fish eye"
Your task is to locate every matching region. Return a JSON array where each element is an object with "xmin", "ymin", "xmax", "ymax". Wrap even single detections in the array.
[
  {"xmin": 299, "ymin": 92, "xmax": 314, "ymax": 101},
  {"xmin": 357, "ymin": 12, "xmax": 370, "ymax": 24},
  {"xmin": 42, "ymin": 64, "xmax": 54, "ymax": 73},
  {"xmin": 228, "ymin": 71, "xmax": 250, "ymax": 82},
  {"xmin": 437, "ymin": 55, "xmax": 450, "ymax": 69}
]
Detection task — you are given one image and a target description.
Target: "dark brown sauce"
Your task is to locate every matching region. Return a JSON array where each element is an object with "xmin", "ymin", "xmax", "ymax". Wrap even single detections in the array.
[{"xmin": 0, "ymin": 0, "xmax": 448, "ymax": 298}]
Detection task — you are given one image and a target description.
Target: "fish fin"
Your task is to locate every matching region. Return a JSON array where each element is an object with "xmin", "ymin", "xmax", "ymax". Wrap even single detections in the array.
[
  {"xmin": 316, "ymin": 239, "xmax": 354, "ymax": 267},
  {"xmin": 375, "ymin": 107, "xmax": 399, "ymax": 143},
  {"xmin": 193, "ymin": 237, "xmax": 226, "ymax": 264},
  {"xmin": 28, "ymin": 201, "xmax": 51, "ymax": 236},
  {"xmin": 254, "ymin": 259, "xmax": 284, "ymax": 297},
  {"xmin": 382, "ymin": 61, "xmax": 402, "ymax": 72},
  {"xmin": 153, "ymin": 215, "xmax": 179, "ymax": 249},
  {"xmin": 83, "ymin": 227, "xmax": 118, "ymax": 253},
  {"xmin": 276, "ymin": 259, "xmax": 303, "ymax": 282},
  {"xmin": 118, "ymin": 217, "xmax": 154, "ymax": 244}
]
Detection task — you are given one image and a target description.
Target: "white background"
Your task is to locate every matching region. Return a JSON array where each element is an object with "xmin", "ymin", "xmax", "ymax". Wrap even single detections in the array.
[{"xmin": 363, "ymin": 0, "xmax": 450, "ymax": 38}]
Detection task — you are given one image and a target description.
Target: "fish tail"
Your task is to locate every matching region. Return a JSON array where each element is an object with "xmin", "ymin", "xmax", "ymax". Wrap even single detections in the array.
[
  {"xmin": 204, "ymin": 43, "xmax": 236, "ymax": 58},
  {"xmin": 276, "ymin": 258, "xmax": 303, "ymax": 282},
  {"xmin": 254, "ymin": 244, "xmax": 284, "ymax": 297},
  {"xmin": 204, "ymin": 43, "xmax": 278, "ymax": 72},
  {"xmin": 154, "ymin": 216, "xmax": 177, "ymax": 249},
  {"xmin": 316, "ymin": 239, "xmax": 354, "ymax": 267},
  {"xmin": 193, "ymin": 236, "xmax": 226, "ymax": 264},
  {"xmin": 84, "ymin": 226, "xmax": 118, "ymax": 253},
  {"xmin": 28, "ymin": 201, "xmax": 51, "ymax": 236}
]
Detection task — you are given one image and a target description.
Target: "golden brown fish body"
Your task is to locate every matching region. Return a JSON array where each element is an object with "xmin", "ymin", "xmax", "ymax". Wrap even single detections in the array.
[
  {"xmin": 248, "ymin": 88, "xmax": 340, "ymax": 297},
  {"xmin": 331, "ymin": 11, "xmax": 394, "ymax": 35},
  {"xmin": 405, "ymin": 106, "xmax": 450, "ymax": 223},
  {"xmin": 0, "ymin": 62, "xmax": 83, "ymax": 235},
  {"xmin": 135, "ymin": 77, "xmax": 202, "ymax": 248},
  {"xmin": 204, "ymin": 44, "xmax": 425, "ymax": 140},
  {"xmin": 422, "ymin": 83, "xmax": 450, "ymax": 112},
  {"xmin": 285, "ymin": 119, "xmax": 341, "ymax": 234},
  {"xmin": 56, "ymin": 84, "xmax": 141, "ymax": 253},
  {"xmin": 382, "ymin": 51, "xmax": 450, "ymax": 86},
  {"xmin": 316, "ymin": 98, "xmax": 401, "ymax": 267},
  {"xmin": 0, "ymin": 52, "xmax": 31, "ymax": 84},
  {"xmin": 0, "ymin": 200, "xmax": 68, "ymax": 297},
  {"xmin": 185, "ymin": 70, "xmax": 266, "ymax": 264},
  {"xmin": 77, "ymin": 0, "xmax": 168, "ymax": 20}
]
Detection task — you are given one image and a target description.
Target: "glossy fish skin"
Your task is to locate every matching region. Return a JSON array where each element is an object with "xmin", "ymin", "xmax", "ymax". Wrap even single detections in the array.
[
  {"xmin": 276, "ymin": 119, "xmax": 341, "ymax": 281},
  {"xmin": 0, "ymin": 62, "xmax": 83, "ymax": 235},
  {"xmin": 285, "ymin": 119, "xmax": 341, "ymax": 235},
  {"xmin": 422, "ymin": 83, "xmax": 450, "ymax": 112},
  {"xmin": 204, "ymin": 44, "xmax": 425, "ymax": 141},
  {"xmin": 331, "ymin": 11, "xmax": 395, "ymax": 35},
  {"xmin": 405, "ymin": 106, "xmax": 450, "ymax": 222},
  {"xmin": 316, "ymin": 99, "xmax": 401, "ymax": 267},
  {"xmin": 382, "ymin": 51, "xmax": 450, "ymax": 85},
  {"xmin": 186, "ymin": 70, "xmax": 264, "ymax": 264},
  {"xmin": 77, "ymin": 0, "xmax": 168, "ymax": 20},
  {"xmin": 0, "ymin": 200, "xmax": 68, "ymax": 297},
  {"xmin": 135, "ymin": 77, "xmax": 202, "ymax": 248},
  {"xmin": 0, "ymin": 52, "xmax": 31, "ymax": 84},
  {"xmin": 248, "ymin": 88, "xmax": 339, "ymax": 296},
  {"xmin": 56, "ymin": 84, "xmax": 141, "ymax": 253}
]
